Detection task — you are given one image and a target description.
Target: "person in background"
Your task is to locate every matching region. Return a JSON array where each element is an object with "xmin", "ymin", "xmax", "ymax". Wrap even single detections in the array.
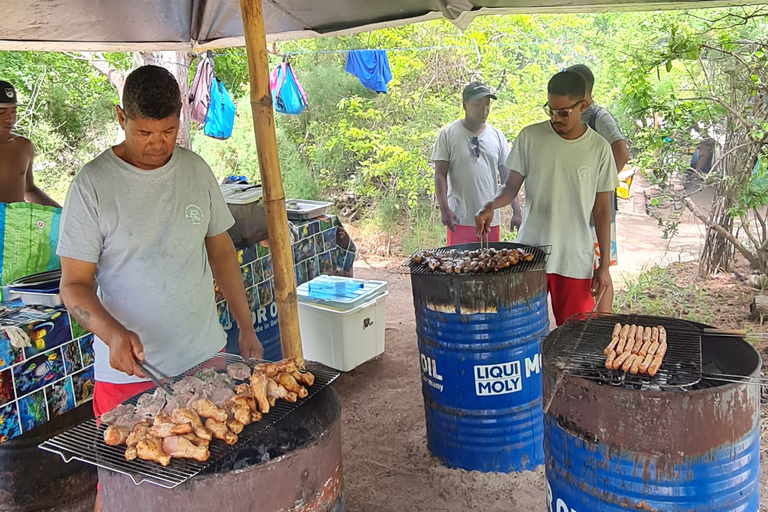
[
  {"xmin": 57, "ymin": 66, "xmax": 262, "ymax": 512},
  {"xmin": 475, "ymin": 71, "xmax": 618, "ymax": 325},
  {"xmin": 0, "ymin": 80, "xmax": 61, "ymax": 207},
  {"xmin": 432, "ymin": 82, "xmax": 518, "ymax": 245},
  {"xmin": 566, "ymin": 64, "xmax": 629, "ymax": 313},
  {"xmin": 690, "ymin": 138, "xmax": 715, "ymax": 174}
]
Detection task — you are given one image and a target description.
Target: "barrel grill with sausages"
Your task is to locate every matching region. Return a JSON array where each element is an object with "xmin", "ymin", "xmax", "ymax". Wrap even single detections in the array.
[
  {"xmin": 542, "ymin": 316, "xmax": 761, "ymax": 511},
  {"xmin": 410, "ymin": 242, "xmax": 549, "ymax": 473}
]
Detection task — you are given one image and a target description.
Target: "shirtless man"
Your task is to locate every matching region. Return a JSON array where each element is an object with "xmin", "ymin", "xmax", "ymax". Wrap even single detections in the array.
[{"xmin": 0, "ymin": 81, "xmax": 60, "ymax": 207}]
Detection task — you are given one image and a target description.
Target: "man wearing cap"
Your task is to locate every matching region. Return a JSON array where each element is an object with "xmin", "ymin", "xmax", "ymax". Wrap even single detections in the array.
[
  {"xmin": 432, "ymin": 82, "xmax": 518, "ymax": 245},
  {"xmin": 0, "ymin": 80, "xmax": 60, "ymax": 207}
]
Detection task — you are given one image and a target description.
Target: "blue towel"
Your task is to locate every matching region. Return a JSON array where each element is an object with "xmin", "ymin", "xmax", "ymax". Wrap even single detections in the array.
[{"xmin": 344, "ymin": 50, "xmax": 392, "ymax": 93}]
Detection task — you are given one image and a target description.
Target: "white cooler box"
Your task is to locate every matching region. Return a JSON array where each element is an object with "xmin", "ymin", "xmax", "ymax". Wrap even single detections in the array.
[{"xmin": 297, "ymin": 276, "xmax": 388, "ymax": 372}]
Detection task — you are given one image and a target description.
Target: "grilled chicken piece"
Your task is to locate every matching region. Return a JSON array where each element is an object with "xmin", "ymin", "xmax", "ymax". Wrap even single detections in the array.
[
  {"xmin": 181, "ymin": 433, "xmax": 210, "ymax": 448},
  {"xmin": 248, "ymin": 373, "xmax": 271, "ymax": 413},
  {"xmin": 137, "ymin": 435, "xmax": 171, "ymax": 466},
  {"xmin": 231, "ymin": 388, "xmax": 263, "ymax": 422},
  {"xmin": 204, "ymin": 419, "xmax": 238, "ymax": 445},
  {"xmin": 191, "ymin": 399, "xmax": 228, "ymax": 423},
  {"xmin": 126, "ymin": 424, "xmax": 151, "ymax": 447},
  {"xmin": 276, "ymin": 372, "xmax": 308, "ymax": 398},
  {"xmin": 162, "ymin": 435, "xmax": 210, "ymax": 462},
  {"xmin": 104, "ymin": 425, "xmax": 131, "ymax": 446},
  {"xmin": 150, "ymin": 412, "xmax": 193, "ymax": 438},
  {"xmin": 171, "ymin": 408, "xmax": 212, "ymax": 441},
  {"xmin": 124, "ymin": 447, "xmax": 138, "ymax": 460},
  {"xmin": 253, "ymin": 360, "xmax": 297, "ymax": 378},
  {"xmin": 223, "ymin": 396, "xmax": 252, "ymax": 425},
  {"xmin": 267, "ymin": 378, "xmax": 298, "ymax": 403},
  {"xmin": 289, "ymin": 358, "xmax": 315, "ymax": 387},
  {"xmin": 226, "ymin": 416, "xmax": 245, "ymax": 435},
  {"xmin": 290, "ymin": 369, "xmax": 315, "ymax": 387}
]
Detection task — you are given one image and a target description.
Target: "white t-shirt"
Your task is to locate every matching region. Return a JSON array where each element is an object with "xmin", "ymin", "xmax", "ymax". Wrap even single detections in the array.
[
  {"xmin": 57, "ymin": 147, "xmax": 235, "ymax": 384},
  {"xmin": 506, "ymin": 121, "xmax": 619, "ymax": 279},
  {"xmin": 431, "ymin": 120, "xmax": 510, "ymax": 227}
]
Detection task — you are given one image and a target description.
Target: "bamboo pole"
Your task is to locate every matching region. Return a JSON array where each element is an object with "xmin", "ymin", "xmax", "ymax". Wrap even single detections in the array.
[{"xmin": 238, "ymin": 0, "xmax": 303, "ymax": 359}]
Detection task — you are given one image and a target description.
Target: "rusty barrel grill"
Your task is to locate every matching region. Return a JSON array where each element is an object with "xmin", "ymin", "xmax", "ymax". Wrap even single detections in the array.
[
  {"xmin": 542, "ymin": 314, "xmax": 761, "ymax": 511},
  {"xmin": 409, "ymin": 242, "xmax": 549, "ymax": 472},
  {"xmin": 39, "ymin": 354, "xmax": 343, "ymax": 512}
]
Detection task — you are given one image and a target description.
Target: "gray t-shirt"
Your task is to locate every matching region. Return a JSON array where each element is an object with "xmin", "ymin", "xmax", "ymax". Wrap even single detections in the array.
[
  {"xmin": 581, "ymin": 104, "xmax": 625, "ymax": 145},
  {"xmin": 57, "ymin": 147, "xmax": 235, "ymax": 384},
  {"xmin": 431, "ymin": 120, "xmax": 510, "ymax": 227}
]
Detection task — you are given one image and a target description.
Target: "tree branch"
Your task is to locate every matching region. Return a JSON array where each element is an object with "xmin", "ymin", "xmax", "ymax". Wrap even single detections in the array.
[
  {"xmin": 685, "ymin": 198, "xmax": 761, "ymax": 269},
  {"xmin": 678, "ymin": 96, "xmax": 753, "ymax": 130}
]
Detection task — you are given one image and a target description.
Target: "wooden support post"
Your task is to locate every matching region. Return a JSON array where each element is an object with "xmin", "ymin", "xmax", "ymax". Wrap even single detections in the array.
[{"xmin": 238, "ymin": 0, "xmax": 303, "ymax": 359}]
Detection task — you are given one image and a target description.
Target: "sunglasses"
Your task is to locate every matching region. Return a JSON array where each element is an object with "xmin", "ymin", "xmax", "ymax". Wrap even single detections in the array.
[
  {"xmin": 470, "ymin": 136, "xmax": 480, "ymax": 158},
  {"xmin": 543, "ymin": 100, "xmax": 584, "ymax": 119}
]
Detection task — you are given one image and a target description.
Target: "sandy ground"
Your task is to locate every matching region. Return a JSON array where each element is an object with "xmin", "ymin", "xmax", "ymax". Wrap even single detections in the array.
[{"xmin": 332, "ymin": 183, "xmax": 765, "ymax": 511}]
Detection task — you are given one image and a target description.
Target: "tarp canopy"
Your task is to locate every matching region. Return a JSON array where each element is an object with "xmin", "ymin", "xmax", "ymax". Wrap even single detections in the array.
[{"xmin": 0, "ymin": 0, "xmax": 755, "ymax": 51}]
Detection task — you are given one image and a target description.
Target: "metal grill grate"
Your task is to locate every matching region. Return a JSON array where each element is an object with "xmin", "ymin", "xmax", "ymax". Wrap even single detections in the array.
[
  {"xmin": 39, "ymin": 353, "xmax": 339, "ymax": 489},
  {"xmin": 397, "ymin": 242, "xmax": 549, "ymax": 275},
  {"xmin": 543, "ymin": 313, "xmax": 703, "ymax": 388}
]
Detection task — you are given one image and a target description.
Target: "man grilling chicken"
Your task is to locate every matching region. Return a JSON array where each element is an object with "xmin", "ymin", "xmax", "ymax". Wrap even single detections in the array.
[{"xmin": 57, "ymin": 65, "xmax": 262, "ymax": 512}]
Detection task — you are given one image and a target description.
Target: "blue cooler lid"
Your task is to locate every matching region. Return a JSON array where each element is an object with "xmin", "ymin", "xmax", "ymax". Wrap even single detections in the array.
[{"xmin": 297, "ymin": 275, "xmax": 388, "ymax": 311}]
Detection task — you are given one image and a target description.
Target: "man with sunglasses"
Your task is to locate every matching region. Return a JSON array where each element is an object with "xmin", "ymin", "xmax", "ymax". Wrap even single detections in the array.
[
  {"xmin": 475, "ymin": 71, "xmax": 618, "ymax": 325},
  {"xmin": 432, "ymin": 82, "xmax": 517, "ymax": 245},
  {"xmin": 567, "ymin": 64, "xmax": 629, "ymax": 314}
]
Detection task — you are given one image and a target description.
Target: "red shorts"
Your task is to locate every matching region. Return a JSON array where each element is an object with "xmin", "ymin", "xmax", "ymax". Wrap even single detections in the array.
[
  {"xmin": 547, "ymin": 273, "xmax": 595, "ymax": 326},
  {"xmin": 447, "ymin": 225, "xmax": 500, "ymax": 246}
]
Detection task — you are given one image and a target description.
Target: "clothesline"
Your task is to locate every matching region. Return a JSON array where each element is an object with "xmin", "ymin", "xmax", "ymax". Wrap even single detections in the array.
[{"xmin": 203, "ymin": 39, "xmax": 559, "ymax": 58}]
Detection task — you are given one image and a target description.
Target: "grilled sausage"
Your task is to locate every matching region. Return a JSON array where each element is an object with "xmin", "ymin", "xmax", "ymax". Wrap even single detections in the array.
[
  {"xmin": 621, "ymin": 354, "xmax": 637, "ymax": 372},
  {"xmin": 612, "ymin": 351, "xmax": 632, "ymax": 370},
  {"xmin": 630, "ymin": 354, "xmax": 643, "ymax": 374},
  {"xmin": 638, "ymin": 353, "xmax": 654, "ymax": 374},
  {"xmin": 604, "ymin": 336, "xmax": 620, "ymax": 355},
  {"xmin": 616, "ymin": 336, "xmax": 627, "ymax": 354},
  {"xmin": 647, "ymin": 341, "xmax": 660, "ymax": 358},
  {"xmin": 648, "ymin": 355, "xmax": 663, "ymax": 377},
  {"xmin": 656, "ymin": 342, "xmax": 668, "ymax": 359},
  {"xmin": 605, "ymin": 350, "xmax": 617, "ymax": 369},
  {"xmin": 632, "ymin": 326, "xmax": 645, "ymax": 354},
  {"xmin": 643, "ymin": 326, "xmax": 652, "ymax": 342},
  {"xmin": 619, "ymin": 324, "xmax": 630, "ymax": 342},
  {"xmin": 639, "ymin": 339, "xmax": 652, "ymax": 357},
  {"xmin": 651, "ymin": 327, "xmax": 659, "ymax": 343},
  {"xmin": 658, "ymin": 326, "xmax": 667, "ymax": 345},
  {"xmin": 627, "ymin": 324, "xmax": 637, "ymax": 343},
  {"xmin": 612, "ymin": 323, "xmax": 622, "ymax": 338}
]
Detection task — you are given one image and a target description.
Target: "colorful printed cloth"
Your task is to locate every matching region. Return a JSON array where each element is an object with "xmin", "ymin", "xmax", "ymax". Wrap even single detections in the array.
[{"xmin": 0, "ymin": 301, "xmax": 94, "ymax": 443}]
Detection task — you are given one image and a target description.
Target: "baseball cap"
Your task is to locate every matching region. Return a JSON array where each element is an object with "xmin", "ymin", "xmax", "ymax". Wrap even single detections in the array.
[
  {"xmin": 462, "ymin": 82, "xmax": 497, "ymax": 102},
  {"xmin": 0, "ymin": 81, "xmax": 18, "ymax": 106}
]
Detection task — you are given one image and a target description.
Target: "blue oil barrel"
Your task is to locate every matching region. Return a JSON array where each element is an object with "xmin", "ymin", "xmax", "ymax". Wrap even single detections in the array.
[
  {"xmin": 542, "ymin": 324, "xmax": 761, "ymax": 511},
  {"xmin": 411, "ymin": 242, "xmax": 549, "ymax": 473}
]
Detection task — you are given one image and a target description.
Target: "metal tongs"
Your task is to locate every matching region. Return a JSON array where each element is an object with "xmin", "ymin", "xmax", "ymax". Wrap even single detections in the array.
[{"xmin": 135, "ymin": 360, "xmax": 175, "ymax": 396}]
